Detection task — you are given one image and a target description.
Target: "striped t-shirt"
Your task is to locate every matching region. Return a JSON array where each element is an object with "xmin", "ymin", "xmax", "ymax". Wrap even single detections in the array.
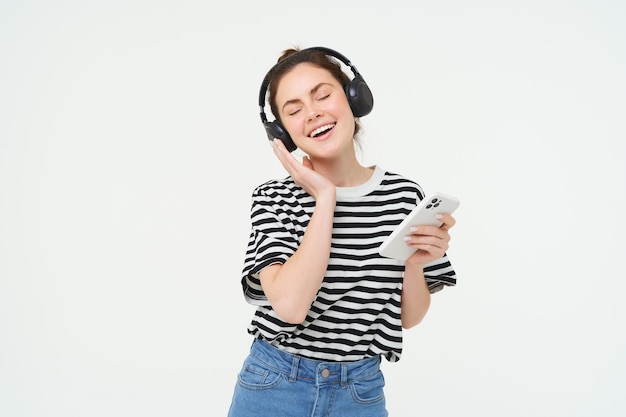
[{"xmin": 240, "ymin": 166, "xmax": 456, "ymax": 363}]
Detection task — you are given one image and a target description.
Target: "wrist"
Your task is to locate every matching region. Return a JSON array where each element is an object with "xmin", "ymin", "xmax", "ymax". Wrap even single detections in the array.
[
  {"xmin": 404, "ymin": 260, "xmax": 426, "ymax": 276},
  {"xmin": 314, "ymin": 189, "xmax": 336, "ymax": 208}
]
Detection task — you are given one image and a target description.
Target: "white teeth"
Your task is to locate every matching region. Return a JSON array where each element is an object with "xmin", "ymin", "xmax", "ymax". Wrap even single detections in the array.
[{"xmin": 310, "ymin": 123, "xmax": 335, "ymax": 137}]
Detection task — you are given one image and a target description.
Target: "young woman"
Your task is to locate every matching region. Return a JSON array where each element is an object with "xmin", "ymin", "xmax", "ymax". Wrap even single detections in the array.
[{"xmin": 227, "ymin": 46, "xmax": 458, "ymax": 417}]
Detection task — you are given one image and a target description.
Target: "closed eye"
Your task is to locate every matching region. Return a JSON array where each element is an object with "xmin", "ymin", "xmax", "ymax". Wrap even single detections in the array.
[
  {"xmin": 280, "ymin": 83, "xmax": 335, "ymax": 117},
  {"xmin": 285, "ymin": 105, "xmax": 302, "ymax": 116}
]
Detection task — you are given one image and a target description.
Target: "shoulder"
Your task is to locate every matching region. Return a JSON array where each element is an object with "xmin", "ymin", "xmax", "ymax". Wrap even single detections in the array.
[
  {"xmin": 252, "ymin": 176, "xmax": 298, "ymax": 197},
  {"xmin": 378, "ymin": 168, "xmax": 425, "ymax": 200},
  {"xmin": 250, "ymin": 177, "xmax": 312, "ymax": 206}
]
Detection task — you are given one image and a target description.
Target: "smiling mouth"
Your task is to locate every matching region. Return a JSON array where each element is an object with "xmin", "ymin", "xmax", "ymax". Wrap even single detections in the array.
[{"xmin": 309, "ymin": 123, "xmax": 336, "ymax": 138}]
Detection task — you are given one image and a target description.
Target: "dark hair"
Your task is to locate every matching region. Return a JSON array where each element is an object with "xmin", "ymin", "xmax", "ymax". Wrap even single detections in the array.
[{"xmin": 266, "ymin": 47, "xmax": 361, "ymax": 138}]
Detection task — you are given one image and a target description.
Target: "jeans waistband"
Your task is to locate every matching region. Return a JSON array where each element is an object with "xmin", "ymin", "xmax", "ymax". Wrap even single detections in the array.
[{"xmin": 249, "ymin": 338, "xmax": 381, "ymax": 387}]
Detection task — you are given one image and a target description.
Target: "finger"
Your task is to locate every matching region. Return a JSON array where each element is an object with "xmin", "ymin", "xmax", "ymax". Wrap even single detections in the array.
[
  {"xmin": 272, "ymin": 139, "xmax": 300, "ymax": 171},
  {"xmin": 406, "ymin": 239, "xmax": 449, "ymax": 258},
  {"xmin": 409, "ymin": 225, "xmax": 450, "ymax": 241},
  {"xmin": 436, "ymin": 213, "xmax": 456, "ymax": 230},
  {"xmin": 406, "ymin": 242, "xmax": 447, "ymax": 262},
  {"xmin": 271, "ymin": 138, "xmax": 287, "ymax": 157},
  {"xmin": 302, "ymin": 156, "xmax": 313, "ymax": 170},
  {"xmin": 404, "ymin": 234, "xmax": 448, "ymax": 249}
]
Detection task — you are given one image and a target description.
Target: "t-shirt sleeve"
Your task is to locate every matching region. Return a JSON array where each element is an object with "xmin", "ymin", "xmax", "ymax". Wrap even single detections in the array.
[
  {"xmin": 240, "ymin": 185, "xmax": 300, "ymax": 306},
  {"xmin": 423, "ymin": 254, "xmax": 457, "ymax": 293}
]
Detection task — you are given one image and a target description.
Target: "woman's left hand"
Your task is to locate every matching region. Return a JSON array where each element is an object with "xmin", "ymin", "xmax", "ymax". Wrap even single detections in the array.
[{"xmin": 405, "ymin": 213, "xmax": 456, "ymax": 267}]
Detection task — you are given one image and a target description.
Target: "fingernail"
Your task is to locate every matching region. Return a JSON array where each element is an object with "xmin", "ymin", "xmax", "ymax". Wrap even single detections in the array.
[
  {"xmin": 403, "ymin": 236, "xmax": 412, "ymax": 241},
  {"xmin": 435, "ymin": 214, "xmax": 443, "ymax": 219},
  {"xmin": 410, "ymin": 226, "xmax": 418, "ymax": 233}
]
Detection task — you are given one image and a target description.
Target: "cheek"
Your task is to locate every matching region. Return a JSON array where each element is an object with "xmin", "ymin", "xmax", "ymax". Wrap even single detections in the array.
[
  {"xmin": 282, "ymin": 117, "xmax": 300, "ymax": 135},
  {"xmin": 333, "ymin": 97, "xmax": 357, "ymax": 125}
]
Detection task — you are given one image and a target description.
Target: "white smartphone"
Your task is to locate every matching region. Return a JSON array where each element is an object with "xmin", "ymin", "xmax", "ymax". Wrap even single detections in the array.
[{"xmin": 378, "ymin": 192, "xmax": 460, "ymax": 261}]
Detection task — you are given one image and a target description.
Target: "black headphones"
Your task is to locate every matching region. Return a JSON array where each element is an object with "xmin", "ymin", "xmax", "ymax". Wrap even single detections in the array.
[{"xmin": 258, "ymin": 46, "xmax": 374, "ymax": 152}]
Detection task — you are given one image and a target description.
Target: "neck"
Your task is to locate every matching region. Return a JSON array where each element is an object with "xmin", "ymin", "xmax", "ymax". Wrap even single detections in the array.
[{"xmin": 308, "ymin": 154, "xmax": 374, "ymax": 187}]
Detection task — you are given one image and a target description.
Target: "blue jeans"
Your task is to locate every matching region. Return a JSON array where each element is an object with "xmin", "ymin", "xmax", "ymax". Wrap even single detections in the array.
[{"xmin": 228, "ymin": 339, "xmax": 388, "ymax": 417}]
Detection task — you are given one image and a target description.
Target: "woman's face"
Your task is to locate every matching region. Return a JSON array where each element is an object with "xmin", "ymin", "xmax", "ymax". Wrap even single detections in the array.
[{"xmin": 274, "ymin": 63, "xmax": 355, "ymax": 158}]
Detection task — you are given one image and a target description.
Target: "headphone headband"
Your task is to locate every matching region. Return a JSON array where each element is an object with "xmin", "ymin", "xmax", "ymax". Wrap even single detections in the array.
[{"xmin": 258, "ymin": 46, "xmax": 373, "ymax": 152}]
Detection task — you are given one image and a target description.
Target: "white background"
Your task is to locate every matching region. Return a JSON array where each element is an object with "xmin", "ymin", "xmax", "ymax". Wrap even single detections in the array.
[{"xmin": 1, "ymin": 1, "xmax": 625, "ymax": 416}]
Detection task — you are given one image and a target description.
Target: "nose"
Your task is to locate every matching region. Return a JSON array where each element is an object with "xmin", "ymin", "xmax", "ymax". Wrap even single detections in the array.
[{"xmin": 306, "ymin": 103, "xmax": 322, "ymax": 121}]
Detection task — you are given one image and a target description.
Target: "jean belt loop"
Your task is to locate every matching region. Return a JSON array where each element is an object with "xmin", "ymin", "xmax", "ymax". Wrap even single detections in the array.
[
  {"xmin": 341, "ymin": 363, "xmax": 348, "ymax": 389},
  {"xmin": 289, "ymin": 355, "xmax": 300, "ymax": 382}
]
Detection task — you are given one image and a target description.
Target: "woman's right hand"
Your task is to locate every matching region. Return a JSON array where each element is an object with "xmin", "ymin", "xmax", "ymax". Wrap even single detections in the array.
[{"xmin": 271, "ymin": 139, "xmax": 336, "ymax": 201}]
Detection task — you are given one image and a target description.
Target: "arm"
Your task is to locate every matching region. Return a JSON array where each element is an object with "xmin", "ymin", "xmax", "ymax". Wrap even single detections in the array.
[
  {"xmin": 401, "ymin": 213, "xmax": 456, "ymax": 328},
  {"xmin": 259, "ymin": 139, "xmax": 337, "ymax": 324}
]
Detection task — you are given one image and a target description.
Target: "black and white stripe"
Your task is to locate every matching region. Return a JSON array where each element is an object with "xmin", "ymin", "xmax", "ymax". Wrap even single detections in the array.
[{"xmin": 240, "ymin": 166, "xmax": 456, "ymax": 362}]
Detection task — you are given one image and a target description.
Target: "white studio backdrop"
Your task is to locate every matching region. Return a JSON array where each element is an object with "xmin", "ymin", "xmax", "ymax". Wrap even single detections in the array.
[{"xmin": 1, "ymin": 1, "xmax": 625, "ymax": 416}]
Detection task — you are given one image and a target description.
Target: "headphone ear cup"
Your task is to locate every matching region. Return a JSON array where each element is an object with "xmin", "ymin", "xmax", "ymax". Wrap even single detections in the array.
[
  {"xmin": 263, "ymin": 121, "xmax": 297, "ymax": 152},
  {"xmin": 345, "ymin": 74, "xmax": 374, "ymax": 117}
]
